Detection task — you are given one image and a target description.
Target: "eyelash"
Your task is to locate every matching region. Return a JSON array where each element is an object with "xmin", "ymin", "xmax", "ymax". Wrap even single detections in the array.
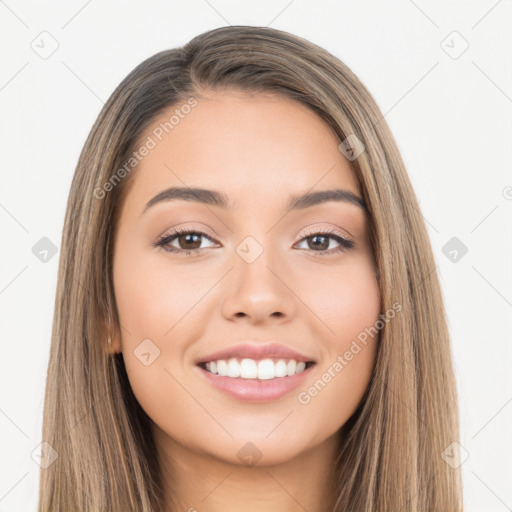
[{"xmin": 152, "ymin": 226, "xmax": 355, "ymax": 257}]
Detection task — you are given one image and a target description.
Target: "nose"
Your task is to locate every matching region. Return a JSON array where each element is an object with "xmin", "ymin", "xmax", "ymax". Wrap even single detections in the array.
[{"xmin": 220, "ymin": 250, "xmax": 297, "ymax": 325}]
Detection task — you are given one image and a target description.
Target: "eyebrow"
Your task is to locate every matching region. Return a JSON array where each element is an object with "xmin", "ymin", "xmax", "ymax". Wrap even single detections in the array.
[{"xmin": 141, "ymin": 186, "xmax": 366, "ymax": 215}]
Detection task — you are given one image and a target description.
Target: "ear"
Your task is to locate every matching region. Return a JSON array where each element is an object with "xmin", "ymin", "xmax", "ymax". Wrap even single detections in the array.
[{"xmin": 102, "ymin": 316, "xmax": 123, "ymax": 355}]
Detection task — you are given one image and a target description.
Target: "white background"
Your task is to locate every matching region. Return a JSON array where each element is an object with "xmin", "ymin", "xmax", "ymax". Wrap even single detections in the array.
[{"xmin": 1, "ymin": 1, "xmax": 511, "ymax": 510}]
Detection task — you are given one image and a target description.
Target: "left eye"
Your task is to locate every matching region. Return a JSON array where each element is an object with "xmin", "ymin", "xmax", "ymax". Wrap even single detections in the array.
[
  {"xmin": 295, "ymin": 231, "xmax": 354, "ymax": 254},
  {"xmin": 153, "ymin": 228, "xmax": 355, "ymax": 256}
]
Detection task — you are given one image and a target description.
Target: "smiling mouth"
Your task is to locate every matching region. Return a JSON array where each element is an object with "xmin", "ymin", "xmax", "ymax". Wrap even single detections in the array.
[{"xmin": 197, "ymin": 357, "xmax": 316, "ymax": 380}]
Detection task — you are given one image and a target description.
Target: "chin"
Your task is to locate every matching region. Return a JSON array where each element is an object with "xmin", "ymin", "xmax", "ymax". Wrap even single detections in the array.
[{"xmin": 198, "ymin": 431, "xmax": 313, "ymax": 468}]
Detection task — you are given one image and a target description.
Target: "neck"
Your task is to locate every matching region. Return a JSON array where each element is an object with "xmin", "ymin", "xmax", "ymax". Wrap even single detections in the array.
[{"xmin": 153, "ymin": 427, "xmax": 340, "ymax": 512}]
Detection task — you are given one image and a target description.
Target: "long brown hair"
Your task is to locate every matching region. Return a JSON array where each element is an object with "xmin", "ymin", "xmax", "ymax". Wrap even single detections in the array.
[{"xmin": 38, "ymin": 25, "xmax": 463, "ymax": 511}]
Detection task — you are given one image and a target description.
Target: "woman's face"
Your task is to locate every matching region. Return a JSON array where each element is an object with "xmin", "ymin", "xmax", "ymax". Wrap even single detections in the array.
[{"xmin": 112, "ymin": 89, "xmax": 381, "ymax": 466}]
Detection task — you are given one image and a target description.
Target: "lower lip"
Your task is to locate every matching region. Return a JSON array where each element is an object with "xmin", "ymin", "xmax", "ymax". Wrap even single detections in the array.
[{"xmin": 196, "ymin": 364, "xmax": 315, "ymax": 403}]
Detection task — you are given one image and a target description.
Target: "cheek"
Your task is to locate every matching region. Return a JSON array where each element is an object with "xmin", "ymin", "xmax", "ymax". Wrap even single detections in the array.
[
  {"xmin": 296, "ymin": 251, "xmax": 381, "ymax": 343},
  {"xmin": 112, "ymin": 241, "xmax": 219, "ymax": 429},
  {"xmin": 113, "ymin": 241, "xmax": 210, "ymax": 345},
  {"xmin": 292, "ymin": 255, "xmax": 380, "ymax": 431},
  {"xmin": 294, "ymin": 341, "xmax": 377, "ymax": 444}
]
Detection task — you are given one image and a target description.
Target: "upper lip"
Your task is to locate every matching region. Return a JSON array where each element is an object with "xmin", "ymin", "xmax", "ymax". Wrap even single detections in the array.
[{"xmin": 196, "ymin": 342, "xmax": 316, "ymax": 365}]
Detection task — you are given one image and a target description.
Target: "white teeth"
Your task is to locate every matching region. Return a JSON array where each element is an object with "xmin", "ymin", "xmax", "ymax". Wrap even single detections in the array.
[
  {"xmin": 296, "ymin": 361, "xmax": 306, "ymax": 373},
  {"xmin": 217, "ymin": 360, "xmax": 228, "ymax": 376},
  {"xmin": 286, "ymin": 359, "xmax": 297, "ymax": 376},
  {"xmin": 203, "ymin": 358, "xmax": 310, "ymax": 379},
  {"xmin": 240, "ymin": 358, "xmax": 258, "ymax": 378},
  {"xmin": 275, "ymin": 359, "xmax": 287, "ymax": 378},
  {"xmin": 227, "ymin": 358, "xmax": 241, "ymax": 378},
  {"xmin": 257, "ymin": 359, "xmax": 275, "ymax": 380}
]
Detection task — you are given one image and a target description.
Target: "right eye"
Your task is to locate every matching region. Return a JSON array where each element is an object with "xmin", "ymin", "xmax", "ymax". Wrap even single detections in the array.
[{"xmin": 153, "ymin": 228, "xmax": 218, "ymax": 255}]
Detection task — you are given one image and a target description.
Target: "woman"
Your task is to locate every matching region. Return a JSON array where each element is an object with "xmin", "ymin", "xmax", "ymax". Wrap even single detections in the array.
[{"xmin": 38, "ymin": 25, "xmax": 463, "ymax": 511}]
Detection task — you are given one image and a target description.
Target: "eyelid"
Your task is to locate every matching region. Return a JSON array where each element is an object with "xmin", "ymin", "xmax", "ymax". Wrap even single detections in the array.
[
  {"xmin": 299, "ymin": 224, "xmax": 353, "ymax": 242},
  {"xmin": 158, "ymin": 223, "xmax": 218, "ymax": 240}
]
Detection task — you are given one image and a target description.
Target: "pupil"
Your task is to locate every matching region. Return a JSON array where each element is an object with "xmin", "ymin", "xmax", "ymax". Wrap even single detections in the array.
[
  {"xmin": 181, "ymin": 234, "xmax": 201, "ymax": 249},
  {"xmin": 310, "ymin": 235, "xmax": 328, "ymax": 250}
]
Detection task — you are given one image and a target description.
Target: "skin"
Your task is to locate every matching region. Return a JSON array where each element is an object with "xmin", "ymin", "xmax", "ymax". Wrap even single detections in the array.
[{"xmin": 110, "ymin": 89, "xmax": 381, "ymax": 512}]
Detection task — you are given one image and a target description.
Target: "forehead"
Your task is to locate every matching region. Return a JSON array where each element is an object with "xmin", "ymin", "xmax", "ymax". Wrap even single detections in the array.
[{"xmin": 124, "ymin": 89, "xmax": 361, "ymax": 213}]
